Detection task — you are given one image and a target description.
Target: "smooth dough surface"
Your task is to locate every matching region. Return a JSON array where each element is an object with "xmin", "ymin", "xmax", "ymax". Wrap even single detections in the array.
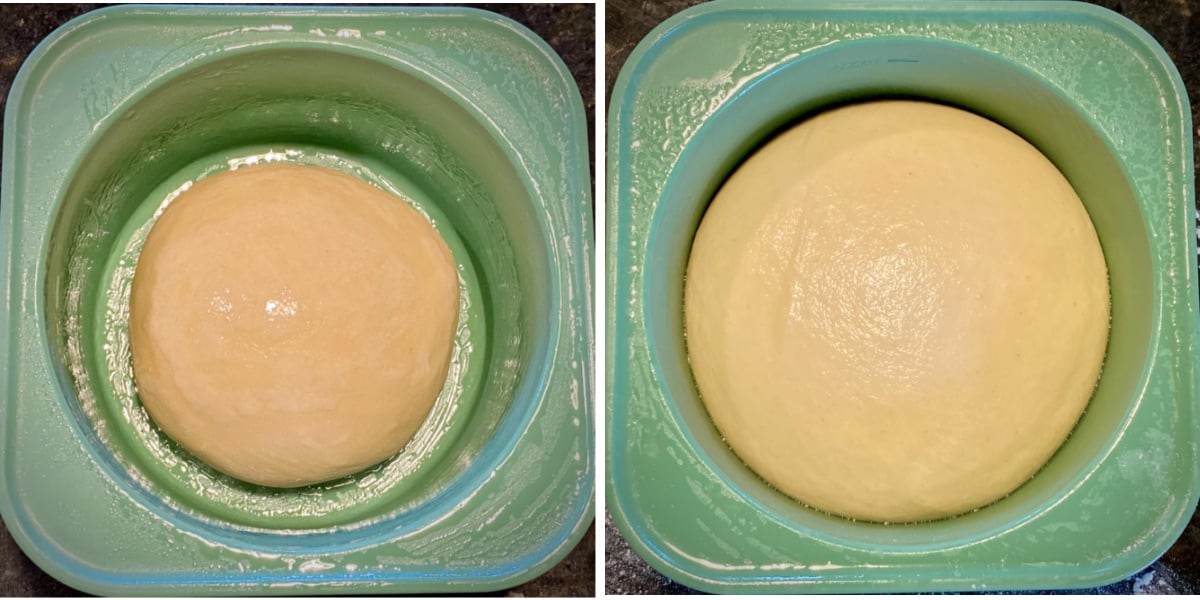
[
  {"xmin": 130, "ymin": 163, "xmax": 459, "ymax": 488},
  {"xmin": 684, "ymin": 100, "xmax": 1110, "ymax": 523}
]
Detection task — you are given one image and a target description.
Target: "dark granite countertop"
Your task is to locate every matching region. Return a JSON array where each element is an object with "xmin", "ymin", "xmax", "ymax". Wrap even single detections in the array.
[
  {"xmin": 0, "ymin": 3, "xmax": 594, "ymax": 597},
  {"xmin": 605, "ymin": 0, "xmax": 1200, "ymax": 595}
]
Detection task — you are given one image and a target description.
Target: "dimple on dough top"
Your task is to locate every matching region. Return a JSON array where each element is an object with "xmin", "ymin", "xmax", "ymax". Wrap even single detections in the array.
[
  {"xmin": 129, "ymin": 163, "xmax": 459, "ymax": 488},
  {"xmin": 684, "ymin": 100, "xmax": 1110, "ymax": 523}
]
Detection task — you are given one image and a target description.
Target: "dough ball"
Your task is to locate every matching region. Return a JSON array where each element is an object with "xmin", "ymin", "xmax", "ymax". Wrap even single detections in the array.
[
  {"xmin": 684, "ymin": 100, "xmax": 1110, "ymax": 523},
  {"xmin": 130, "ymin": 163, "xmax": 459, "ymax": 488}
]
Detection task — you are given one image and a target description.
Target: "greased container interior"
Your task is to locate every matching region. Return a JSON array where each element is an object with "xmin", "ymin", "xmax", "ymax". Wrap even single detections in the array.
[
  {"xmin": 608, "ymin": 0, "xmax": 1197, "ymax": 593},
  {"xmin": 648, "ymin": 36, "xmax": 1150, "ymax": 547},
  {"xmin": 2, "ymin": 5, "xmax": 591, "ymax": 595},
  {"xmin": 47, "ymin": 44, "xmax": 540, "ymax": 530}
]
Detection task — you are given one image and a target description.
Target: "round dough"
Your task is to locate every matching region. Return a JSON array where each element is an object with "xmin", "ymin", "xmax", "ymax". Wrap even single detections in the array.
[
  {"xmin": 130, "ymin": 163, "xmax": 459, "ymax": 488},
  {"xmin": 684, "ymin": 100, "xmax": 1109, "ymax": 523}
]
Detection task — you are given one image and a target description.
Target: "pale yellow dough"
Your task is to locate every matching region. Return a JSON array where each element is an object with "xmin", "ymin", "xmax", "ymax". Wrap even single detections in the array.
[
  {"xmin": 684, "ymin": 100, "xmax": 1110, "ymax": 523},
  {"xmin": 130, "ymin": 163, "xmax": 459, "ymax": 488}
]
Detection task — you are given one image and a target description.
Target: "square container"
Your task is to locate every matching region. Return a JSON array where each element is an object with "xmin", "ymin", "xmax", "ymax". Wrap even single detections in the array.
[
  {"xmin": 607, "ymin": 0, "xmax": 1197, "ymax": 593},
  {"xmin": 2, "ymin": 5, "xmax": 592, "ymax": 595}
]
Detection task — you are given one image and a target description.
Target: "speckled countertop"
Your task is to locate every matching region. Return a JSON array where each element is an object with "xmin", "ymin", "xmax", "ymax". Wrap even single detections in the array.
[
  {"xmin": 605, "ymin": 0, "xmax": 1200, "ymax": 595},
  {"xmin": 0, "ymin": 3, "xmax": 594, "ymax": 597}
]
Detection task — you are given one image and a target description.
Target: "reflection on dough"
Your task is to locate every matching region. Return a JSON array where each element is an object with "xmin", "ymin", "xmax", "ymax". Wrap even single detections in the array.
[
  {"xmin": 130, "ymin": 163, "xmax": 459, "ymax": 488},
  {"xmin": 685, "ymin": 101, "xmax": 1110, "ymax": 523}
]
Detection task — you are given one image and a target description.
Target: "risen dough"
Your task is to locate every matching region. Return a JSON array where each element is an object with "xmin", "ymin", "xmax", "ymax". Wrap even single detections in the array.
[
  {"xmin": 130, "ymin": 163, "xmax": 459, "ymax": 488},
  {"xmin": 685, "ymin": 100, "xmax": 1109, "ymax": 523}
]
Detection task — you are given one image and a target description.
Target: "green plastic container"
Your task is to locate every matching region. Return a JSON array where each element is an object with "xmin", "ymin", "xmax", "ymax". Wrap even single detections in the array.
[
  {"xmin": 607, "ymin": 0, "xmax": 1197, "ymax": 593},
  {"xmin": 2, "ymin": 5, "xmax": 591, "ymax": 595}
]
